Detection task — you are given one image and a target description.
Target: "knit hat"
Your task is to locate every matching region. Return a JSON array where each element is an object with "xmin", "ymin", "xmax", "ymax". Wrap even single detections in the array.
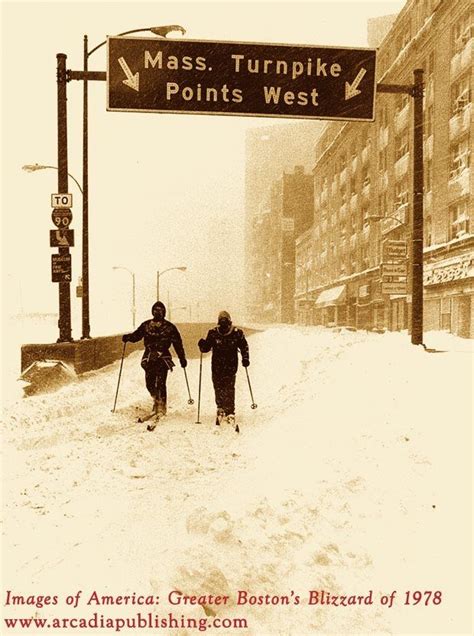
[
  {"xmin": 218, "ymin": 310, "xmax": 231, "ymax": 323},
  {"xmin": 151, "ymin": 301, "xmax": 166, "ymax": 316}
]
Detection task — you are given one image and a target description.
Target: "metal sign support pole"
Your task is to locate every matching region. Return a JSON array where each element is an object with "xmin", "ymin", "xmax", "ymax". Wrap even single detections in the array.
[
  {"xmin": 411, "ymin": 69, "xmax": 424, "ymax": 346},
  {"xmin": 56, "ymin": 53, "xmax": 72, "ymax": 342},
  {"xmin": 82, "ymin": 35, "xmax": 91, "ymax": 339},
  {"xmin": 377, "ymin": 68, "xmax": 424, "ymax": 346}
]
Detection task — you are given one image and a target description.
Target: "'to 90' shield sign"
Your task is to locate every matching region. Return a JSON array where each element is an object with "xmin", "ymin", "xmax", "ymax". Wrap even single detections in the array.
[{"xmin": 52, "ymin": 208, "xmax": 73, "ymax": 228}]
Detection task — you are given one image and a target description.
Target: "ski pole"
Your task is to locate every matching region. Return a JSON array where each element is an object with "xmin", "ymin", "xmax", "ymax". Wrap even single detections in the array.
[
  {"xmin": 196, "ymin": 352, "xmax": 203, "ymax": 424},
  {"xmin": 245, "ymin": 367, "xmax": 258, "ymax": 409},
  {"xmin": 112, "ymin": 341, "xmax": 127, "ymax": 413},
  {"xmin": 183, "ymin": 367, "xmax": 194, "ymax": 404}
]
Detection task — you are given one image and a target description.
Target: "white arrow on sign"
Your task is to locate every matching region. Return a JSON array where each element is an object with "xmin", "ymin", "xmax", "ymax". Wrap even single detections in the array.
[
  {"xmin": 118, "ymin": 56, "xmax": 139, "ymax": 92},
  {"xmin": 345, "ymin": 67, "xmax": 367, "ymax": 100}
]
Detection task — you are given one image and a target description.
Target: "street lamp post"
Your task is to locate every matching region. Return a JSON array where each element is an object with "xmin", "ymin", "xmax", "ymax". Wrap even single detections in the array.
[
  {"xmin": 113, "ymin": 266, "xmax": 136, "ymax": 329},
  {"xmin": 156, "ymin": 266, "xmax": 187, "ymax": 302},
  {"xmin": 80, "ymin": 25, "xmax": 185, "ymax": 340}
]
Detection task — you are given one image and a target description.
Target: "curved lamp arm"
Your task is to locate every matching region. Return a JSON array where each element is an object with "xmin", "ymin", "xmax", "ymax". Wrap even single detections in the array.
[
  {"xmin": 88, "ymin": 24, "xmax": 186, "ymax": 58},
  {"xmin": 22, "ymin": 163, "xmax": 83, "ymax": 195}
]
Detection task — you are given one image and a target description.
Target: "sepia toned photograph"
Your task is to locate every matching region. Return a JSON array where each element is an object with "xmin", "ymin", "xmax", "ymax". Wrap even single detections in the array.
[{"xmin": 1, "ymin": 1, "xmax": 472, "ymax": 634}]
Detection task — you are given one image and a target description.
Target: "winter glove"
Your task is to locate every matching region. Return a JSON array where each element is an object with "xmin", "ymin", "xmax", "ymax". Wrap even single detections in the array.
[
  {"xmin": 180, "ymin": 359, "xmax": 187, "ymax": 368},
  {"xmin": 242, "ymin": 358, "xmax": 250, "ymax": 367},
  {"xmin": 122, "ymin": 334, "xmax": 131, "ymax": 343},
  {"xmin": 198, "ymin": 338, "xmax": 206, "ymax": 352}
]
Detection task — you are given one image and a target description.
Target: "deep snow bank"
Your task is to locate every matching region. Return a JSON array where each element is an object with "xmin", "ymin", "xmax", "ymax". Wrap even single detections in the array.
[{"xmin": 2, "ymin": 327, "xmax": 472, "ymax": 634}]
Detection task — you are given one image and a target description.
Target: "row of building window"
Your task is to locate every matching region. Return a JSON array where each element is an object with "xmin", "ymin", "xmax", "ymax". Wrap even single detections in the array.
[{"xmin": 377, "ymin": 5, "xmax": 471, "ymax": 75}]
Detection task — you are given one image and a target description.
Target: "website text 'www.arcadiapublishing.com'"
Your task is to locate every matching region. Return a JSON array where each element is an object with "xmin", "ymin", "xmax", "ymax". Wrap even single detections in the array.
[{"xmin": 3, "ymin": 612, "xmax": 248, "ymax": 633}]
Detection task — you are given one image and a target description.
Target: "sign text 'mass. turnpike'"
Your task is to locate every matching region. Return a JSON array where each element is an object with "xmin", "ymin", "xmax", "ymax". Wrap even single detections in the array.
[{"xmin": 107, "ymin": 37, "xmax": 376, "ymax": 121}]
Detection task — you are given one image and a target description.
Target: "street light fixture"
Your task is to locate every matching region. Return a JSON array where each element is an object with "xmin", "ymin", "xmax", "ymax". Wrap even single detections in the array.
[
  {"xmin": 112, "ymin": 266, "xmax": 136, "ymax": 329},
  {"xmin": 82, "ymin": 24, "xmax": 186, "ymax": 340},
  {"xmin": 22, "ymin": 163, "xmax": 83, "ymax": 195},
  {"xmin": 367, "ymin": 213, "xmax": 407, "ymax": 229},
  {"xmin": 156, "ymin": 266, "xmax": 187, "ymax": 302}
]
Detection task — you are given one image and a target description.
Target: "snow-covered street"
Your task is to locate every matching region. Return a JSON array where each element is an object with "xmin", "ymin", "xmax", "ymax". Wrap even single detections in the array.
[{"xmin": 2, "ymin": 327, "xmax": 472, "ymax": 635}]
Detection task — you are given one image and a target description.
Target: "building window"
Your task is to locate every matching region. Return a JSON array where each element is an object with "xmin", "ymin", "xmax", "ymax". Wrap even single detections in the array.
[
  {"xmin": 361, "ymin": 165, "xmax": 370, "ymax": 187},
  {"xmin": 424, "ymin": 50, "xmax": 435, "ymax": 78},
  {"xmin": 449, "ymin": 136, "xmax": 471, "ymax": 179},
  {"xmin": 350, "ymin": 214, "xmax": 357, "ymax": 235},
  {"xmin": 425, "ymin": 159, "xmax": 433, "ymax": 192},
  {"xmin": 338, "ymin": 154, "xmax": 346, "ymax": 172},
  {"xmin": 340, "ymin": 183, "xmax": 347, "ymax": 203},
  {"xmin": 452, "ymin": 10, "xmax": 473, "ymax": 55},
  {"xmin": 424, "ymin": 104, "xmax": 434, "ymax": 137},
  {"xmin": 350, "ymin": 251, "xmax": 357, "ymax": 274},
  {"xmin": 395, "ymin": 177, "xmax": 409, "ymax": 208},
  {"xmin": 379, "ymin": 192, "xmax": 388, "ymax": 217},
  {"xmin": 361, "ymin": 245, "xmax": 369, "ymax": 269},
  {"xmin": 350, "ymin": 176, "xmax": 357, "ymax": 195},
  {"xmin": 451, "ymin": 74, "xmax": 471, "ymax": 115},
  {"xmin": 379, "ymin": 104, "xmax": 389, "ymax": 129},
  {"xmin": 396, "ymin": 92, "xmax": 410, "ymax": 114},
  {"xmin": 378, "ymin": 149, "xmax": 388, "ymax": 172},
  {"xmin": 362, "ymin": 206, "xmax": 370, "ymax": 229},
  {"xmin": 424, "ymin": 215, "xmax": 432, "ymax": 247},
  {"xmin": 449, "ymin": 198, "xmax": 470, "ymax": 240},
  {"xmin": 395, "ymin": 130, "xmax": 409, "ymax": 160},
  {"xmin": 396, "ymin": 21, "xmax": 412, "ymax": 54}
]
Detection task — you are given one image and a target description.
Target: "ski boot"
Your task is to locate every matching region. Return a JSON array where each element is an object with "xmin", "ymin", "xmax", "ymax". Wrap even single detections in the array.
[
  {"xmin": 146, "ymin": 401, "xmax": 166, "ymax": 432},
  {"xmin": 227, "ymin": 414, "xmax": 239, "ymax": 433},
  {"xmin": 147, "ymin": 411, "xmax": 165, "ymax": 432},
  {"xmin": 216, "ymin": 408, "xmax": 225, "ymax": 426},
  {"xmin": 138, "ymin": 399, "xmax": 158, "ymax": 423}
]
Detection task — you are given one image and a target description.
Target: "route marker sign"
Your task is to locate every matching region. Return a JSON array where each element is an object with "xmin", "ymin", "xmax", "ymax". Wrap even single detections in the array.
[
  {"xmin": 51, "ymin": 193, "xmax": 73, "ymax": 208},
  {"xmin": 107, "ymin": 37, "xmax": 376, "ymax": 121},
  {"xmin": 50, "ymin": 229, "xmax": 75, "ymax": 248},
  {"xmin": 51, "ymin": 208, "xmax": 72, "ymax": 228}
]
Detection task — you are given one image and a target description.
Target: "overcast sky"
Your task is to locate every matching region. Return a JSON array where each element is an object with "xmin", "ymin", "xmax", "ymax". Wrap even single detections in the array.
[{"xmin": 2, "ymin": 0, "xmax": 406, "ymax": 335}]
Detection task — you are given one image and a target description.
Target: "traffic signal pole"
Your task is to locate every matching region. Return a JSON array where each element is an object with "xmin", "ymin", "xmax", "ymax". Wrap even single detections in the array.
[
  {"xmin": 56, "ymin": 53, "xmax": 72, "ymax": 342},
  {"xmin": 377, "ymin": 68, "xmax": 424, "ymax": 346}
]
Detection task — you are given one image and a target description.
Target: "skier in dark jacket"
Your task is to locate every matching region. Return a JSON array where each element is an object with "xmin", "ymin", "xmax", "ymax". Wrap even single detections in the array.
[
  {"xmin": 122, "ymin": 301, "xmax": 187, "ymax": 418},
  {"xmin": 198, "ymin": 311, "xmax": 249, "ymax": 431}
]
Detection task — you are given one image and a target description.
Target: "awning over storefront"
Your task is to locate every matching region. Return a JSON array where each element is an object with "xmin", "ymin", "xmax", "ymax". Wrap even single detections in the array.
[{"xmin": 315, "ymin": 285, "xmax": 346, "ymax": 308}]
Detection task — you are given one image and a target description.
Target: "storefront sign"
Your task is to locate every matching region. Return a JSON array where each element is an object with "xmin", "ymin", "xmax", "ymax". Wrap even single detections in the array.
[
  {"xmin": 382, "ymin": 262, "xmax": 407, "ymax": 277},
  {"xmin": 382, "ymin": 281, "xmax": 407, "ymax": 295},
  {"xmin": 383, "ymin": 240, "xmax": 407, "ymax": 260}
]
